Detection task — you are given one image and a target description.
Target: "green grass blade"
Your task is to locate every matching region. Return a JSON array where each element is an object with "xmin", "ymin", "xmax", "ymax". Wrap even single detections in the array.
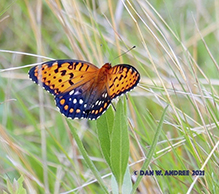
[
  {"xmin": 67, "ymin": 120, "xmax": 109, "ymax": 193},
  {"xmin": 131, "ymin": 105, "xmax": 169, "ymax": 193}
]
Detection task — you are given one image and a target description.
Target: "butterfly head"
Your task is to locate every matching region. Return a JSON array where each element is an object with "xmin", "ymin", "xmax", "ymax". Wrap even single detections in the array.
[{"xmin": 102, "ymin": 63, "xmax": 112, "ymax": 69}]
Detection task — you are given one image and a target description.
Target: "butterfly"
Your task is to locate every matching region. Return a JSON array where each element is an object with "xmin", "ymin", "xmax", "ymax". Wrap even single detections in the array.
[{"xmin": 28, "ymin": 59, "xmax": 140, "ymax": 120}]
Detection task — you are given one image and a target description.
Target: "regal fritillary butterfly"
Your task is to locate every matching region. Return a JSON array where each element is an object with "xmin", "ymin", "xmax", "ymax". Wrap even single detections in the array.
[{"xmin": 29, "ymin": 60, "xmax": 140, "ymax": 120}]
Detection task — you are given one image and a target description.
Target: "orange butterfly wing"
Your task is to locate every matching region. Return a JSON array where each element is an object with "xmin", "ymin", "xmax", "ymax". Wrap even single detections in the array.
[
  {"xmin": 29, "ymin": 60, "xmax": 140, "ymax": 120},
  {"xmin": 29, "ymin": 60, "xmax": 99, "ymax": 95},
  {"xmin": 107, "ymin": 64, "xmax": 140, "ymax": 99}
]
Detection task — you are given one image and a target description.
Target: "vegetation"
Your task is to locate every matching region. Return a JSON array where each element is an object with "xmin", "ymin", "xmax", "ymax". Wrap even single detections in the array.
[{"xmin": 0, "ymin": 0, "xmax": 218, "ymax": 193}]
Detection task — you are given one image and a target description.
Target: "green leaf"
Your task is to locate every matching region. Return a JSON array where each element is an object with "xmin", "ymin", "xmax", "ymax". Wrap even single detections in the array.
[
  {"xmin": 111, "ymin": 166, "xmax": 133, "ymax": 194},
  {"xmin": 7, "ymin": 178, "xmax": 14, "ymax": 193},
  {"xmin": 96, "ymin": 106, "xmax": 114, "ymax": 166},
  {"xmin": 122, "ymin": 166, "xmax": 132, "ymax": 193},
  {"xmin": 17, "ymin": 176, "xmax": 27, "ymax": 194},
  {"xmin": 111, "ymin": 174, "xmax": 118, "ymax": 194},
  {"xmin": 6, "ymin": 175, "xmax": 27, "ymax": 194},
  {"xmin": 110, "ymin": 98, "xmax": 129, "ymax": 190}
]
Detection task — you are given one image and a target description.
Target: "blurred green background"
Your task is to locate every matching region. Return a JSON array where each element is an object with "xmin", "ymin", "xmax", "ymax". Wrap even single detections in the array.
[{"xmin": 0, "ymin": 0, "xmax": 219, "ymax": 193}]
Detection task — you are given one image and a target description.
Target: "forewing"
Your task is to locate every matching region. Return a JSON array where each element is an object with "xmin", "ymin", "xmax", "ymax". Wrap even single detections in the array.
[
  {"xmin": 28, "ymin": 59, "xmax": 99, "ymax": 96},
  {"xmin": 107, "ymin": 64, "xmax": 140, "ymax": 99}
]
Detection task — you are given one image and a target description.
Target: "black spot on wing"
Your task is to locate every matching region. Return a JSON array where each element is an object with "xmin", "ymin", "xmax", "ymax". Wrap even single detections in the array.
[{"xmin": 28, "ymin": 64, "xmax": 58, "ymax": 95}]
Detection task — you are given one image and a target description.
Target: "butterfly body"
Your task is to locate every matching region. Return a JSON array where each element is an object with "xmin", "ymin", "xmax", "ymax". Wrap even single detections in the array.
[{"xmin": 29, "ymin": 59, "xmax": 140, "ymax": 120}]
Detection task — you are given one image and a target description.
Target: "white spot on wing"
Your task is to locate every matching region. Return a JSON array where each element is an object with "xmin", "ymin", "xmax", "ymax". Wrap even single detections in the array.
[
  {"xmin": 74, "ymin": 90, "xmax": 80, "ymax": 95},
  {"xmin": 73, "ymin": 99, "xmax": 77, "ymax": 104},
  {"xmin": 69, "ymin": 90, "xmax": 74, "ymax": 95},
  {"xmin": 79, "ymin": 99, "xmax": 83, "ymax": 104}
]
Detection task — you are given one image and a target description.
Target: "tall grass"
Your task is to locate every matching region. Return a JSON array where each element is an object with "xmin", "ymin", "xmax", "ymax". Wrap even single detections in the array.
[{"xmin": 0, "ymin": 0, "xmax": 218, "ymax": 193}]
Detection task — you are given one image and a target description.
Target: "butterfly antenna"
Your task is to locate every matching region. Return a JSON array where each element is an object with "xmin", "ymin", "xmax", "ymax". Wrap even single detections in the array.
[{"xmin": 111, "ymin": 46, "xmax": 136, "ymax": 63}]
